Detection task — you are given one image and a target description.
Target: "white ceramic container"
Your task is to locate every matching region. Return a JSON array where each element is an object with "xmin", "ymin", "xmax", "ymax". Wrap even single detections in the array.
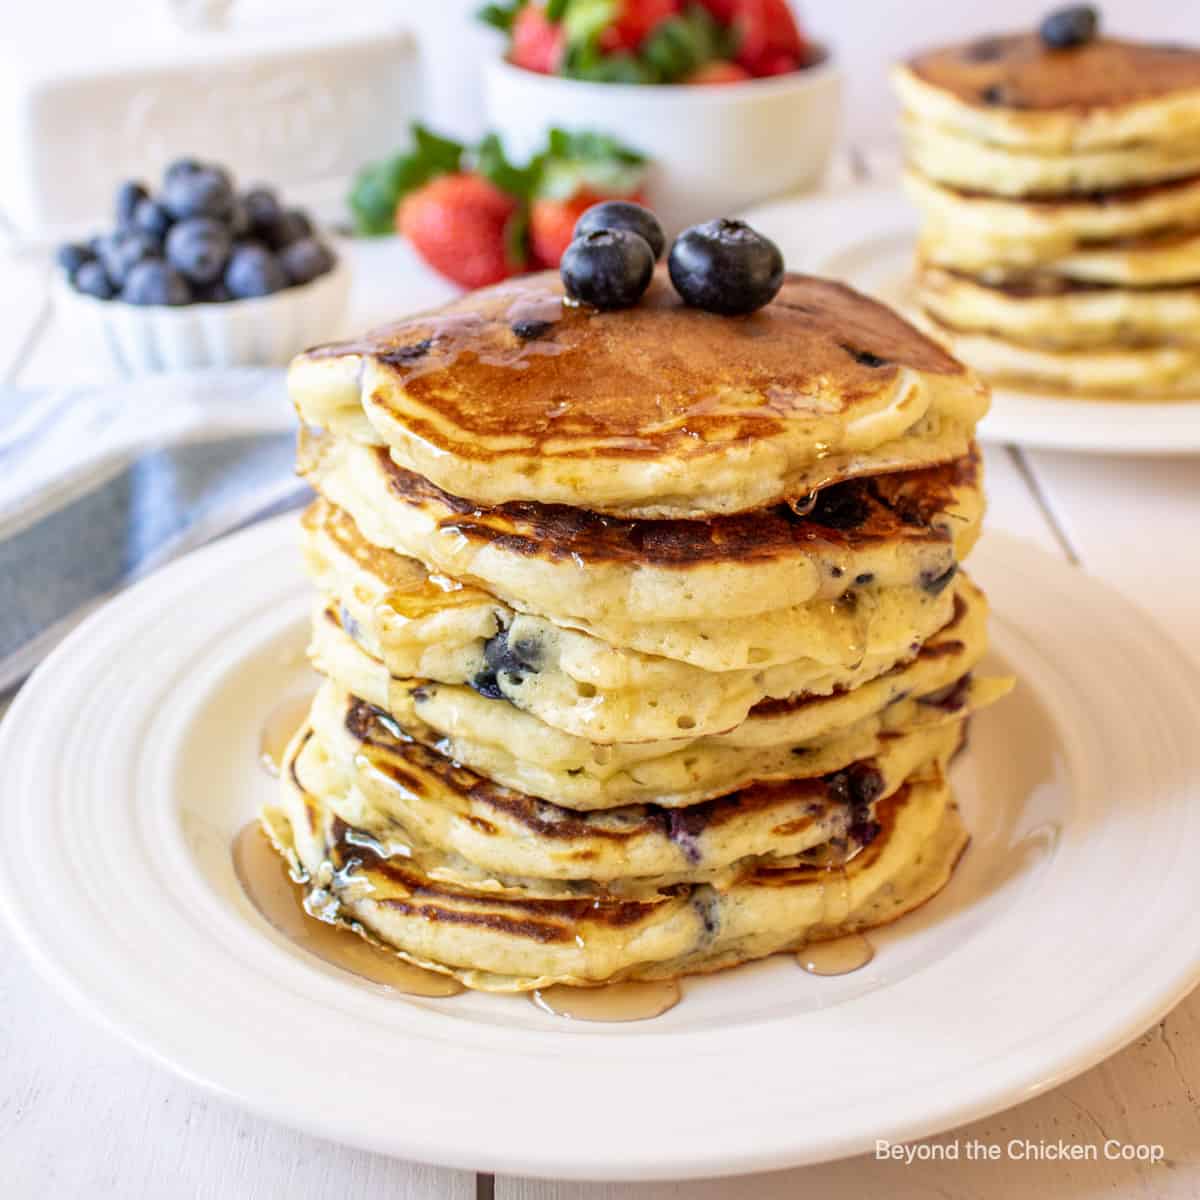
[
  {"xmin": 483, "ymin": 56, "xmax": 842, "ymax": 233},
  {"xmin": 53, "ymin": 253, "xmax": 350, "ymax": 375}
]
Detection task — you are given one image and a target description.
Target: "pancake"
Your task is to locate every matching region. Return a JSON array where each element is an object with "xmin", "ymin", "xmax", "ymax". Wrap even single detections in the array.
[
  {"xmin": 302, "ymin": 703, "xmax": 965, "ymax": 888},
  {"xmin": 303, "ymin": 498, "xmax": 973, "ymax": 743},
  {"xmin": 894, "ymin": 35, "xmax": 1200, "ymax": 152},
  {"xmin": 901, "ymin": 116, "xmax": 1200, "ymax": 198},
  {"xmin": 919, "ymin": 224, "xmax": 1200, "ymax": 287},
  {"xmin": 267, "ymin": 729, "xmax": 968, "ymax": 990},
  {"xmin": 904, "ymin": 170, "xmax": 1200, "ymax": 270},
  {"xmin": 301, "ymin": 435, "xmax": 981, "ymax": 629},
  {"xmin": 309, "ymin": 584, "xmax": 1007, "ymax": 807},
  {"xmin": 289, "ymin": 271, "xmax": 988, "ymax": 519},
  {"xmin": 919, "ymin": 313, "xmax": 1200, "ymax": 396},
  {"xmin": 916, "ymin": 266, "xmax": 1200, "ymax": 351}
]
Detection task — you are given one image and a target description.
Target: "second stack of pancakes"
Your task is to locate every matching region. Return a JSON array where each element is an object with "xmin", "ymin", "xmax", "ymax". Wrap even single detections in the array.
[
  {"xmin": 274, "ymin": 269, "xmax": 1003, "ymax": 991},
  {"xmin": 895, "ymin": 24, "xmax": 1200, "ymax": 396}
]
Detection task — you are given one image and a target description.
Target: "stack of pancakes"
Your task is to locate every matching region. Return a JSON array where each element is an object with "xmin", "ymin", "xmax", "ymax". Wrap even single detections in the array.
[
  {"xmin": 268, "ymin": 269, "xmax": 1003, "ymax": 992},
  {"xmin": 894, "ymin": 31, "xmax": 1200, "ymax": 396}
]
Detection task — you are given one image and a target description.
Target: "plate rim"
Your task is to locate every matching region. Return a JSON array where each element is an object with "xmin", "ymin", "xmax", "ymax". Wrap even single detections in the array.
[{"xmin": 3, "ymin": 514, "xmax": 1200, "ymax": 1181}]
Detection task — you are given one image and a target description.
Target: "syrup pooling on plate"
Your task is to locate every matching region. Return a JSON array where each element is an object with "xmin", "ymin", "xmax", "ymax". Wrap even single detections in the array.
[
  {"xmin": 531, "ymin": 980, "xmax": 682, "ymax": 1022},
  {"xmin": 231, "ymin": 823, "xmax": 464, "ymax": 997},
  {"xmin": 259, "ymin": 691, "xmax": 317, "ymax": 777},
  {"xmin": 798, "ymin": 933, "xmax": 875, "ymax": 976}
]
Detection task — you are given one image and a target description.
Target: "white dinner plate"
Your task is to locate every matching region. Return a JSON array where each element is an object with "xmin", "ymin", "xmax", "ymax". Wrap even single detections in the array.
[
  {"xmin": 2, "ymin": 516, "xmax": 1200, "ymax": 1181},
  {"xmin": 743, "ymin": 186, "xmax": 1200, "ymax": 455}
]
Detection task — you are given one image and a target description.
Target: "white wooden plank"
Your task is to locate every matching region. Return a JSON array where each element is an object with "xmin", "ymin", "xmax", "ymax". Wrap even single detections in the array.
[
  {"xmin": 0, "ymin": 925, "xmax": 475, "ymax": 1199},
  {"xmin": 979, "ymin": 443, "xmax": 1067, "ymax": 557},
  {"xmin": 1025, "ymin": 451, "xmax": 1200, "ymax": 661}
]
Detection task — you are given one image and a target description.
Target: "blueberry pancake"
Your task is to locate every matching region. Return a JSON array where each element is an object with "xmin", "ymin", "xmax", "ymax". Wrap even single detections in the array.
[
  {"xmin": 266, "ymin": 729, "xmax": 967, "ymax": 991},
  {"xmin": 302, "ymin": 496, "xmax": 972, "ymax": 742},
  {"xmin": 267, "ymin": 234, "xmax": 1000, "ymax": 995},
  {"xmin": 289, "ymin": 271, "xmax": 988, "ymax": 519},
  {"xmin": 308, "ymin": 583, "xmax": 1007, "ymax": 809},
  {"xmin": 300, "ymin": 700, "xmax": 966, "ymax": 889},
  {"xmin": 893, "ymin": 33, "xmax": 1200, "ymax": 156},
  {"xmin": 299, "ymin": 435, "xmax": 982, "ymax": 627},
  {"xmin": 895, "ymin": 15, "xmax": 1200, "ymax": 398}
]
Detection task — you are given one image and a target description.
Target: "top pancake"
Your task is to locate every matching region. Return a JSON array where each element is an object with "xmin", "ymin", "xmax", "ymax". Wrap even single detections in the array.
[
  {"xmin": 894, "ymin": 35, "xmax": 1200, "ymax": 153},
  {"xmin": 290, "ymin": 271, "xmax": 987, "ymax": 519}
]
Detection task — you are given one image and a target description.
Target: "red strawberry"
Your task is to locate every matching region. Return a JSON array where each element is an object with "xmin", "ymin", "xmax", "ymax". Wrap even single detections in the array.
[
  {"xmin": 598, "ymin": 0, "xmax": 681, "ymax": 52},
  {"xmin": 733, "ymin": 0, "xmax": 807, "ymax": 76},
  {"xmin": 398, "ymin": 174, "xmax": 525, "ymax": 289},
  {"xmin": 685, "ymin": 59, "xmax": 752, "ymax": 84},
  {"xmin": 692, "ymin": 0, "xmax": 738, "ymax": 20},
  {"xmin": 510, "ymin": 3, "xmax": 566, "ymax": 74},
  {"xmin": 529, "ymin": 188, "xmax": 647, "ymax": 268}
]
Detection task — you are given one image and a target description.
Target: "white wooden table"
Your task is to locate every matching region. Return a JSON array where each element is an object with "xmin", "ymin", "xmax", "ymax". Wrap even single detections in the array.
[{"xmin": 3, "ymin": 170, "xmax": 1200, "ymax": 1198}]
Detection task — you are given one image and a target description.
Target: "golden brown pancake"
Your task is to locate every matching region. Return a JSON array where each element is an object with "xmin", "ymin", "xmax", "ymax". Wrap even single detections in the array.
[
  {"xmin": 907, "ymin": 34, "xmax": 1200, "ymax": 114},
  {"xmin": 289, "ymin": 271, "xmax": 987, "ymax": 518}
]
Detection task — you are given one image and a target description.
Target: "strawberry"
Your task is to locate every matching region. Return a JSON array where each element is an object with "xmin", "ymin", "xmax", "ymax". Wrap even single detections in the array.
[
  {"xmin": 527, "ymin": 130, "xmax": 650, "ymax": 267},
  {"xmin": 692, "ymin": 0, "xmax": 738, "ymax": 21},
  {"xmin": 530, "ymin": 187, "xmax": 648, "ymax": 267},
  {"xmin": 598, "ymin": 0, "xmax": 681, "ymax": 52},
  {"xmin": 398, "ymin": 174, "xmax": 525, "ymax": 289},
  {"xmin": 732, "ymin": 0, "xmax": 807, "ymax": 76},
  {"xmin": 510, "ymin": 3, "xmax": 566, "ymax": 73},
  {"xmin": 684, "ymin": 59, "xmax": 751, "ymax": 83}
]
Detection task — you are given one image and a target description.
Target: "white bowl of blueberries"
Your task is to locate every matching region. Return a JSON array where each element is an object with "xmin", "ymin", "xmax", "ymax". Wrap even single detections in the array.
[{"xmin": 55, "ymin": 158, "xmax": 350, "ymax": 375}]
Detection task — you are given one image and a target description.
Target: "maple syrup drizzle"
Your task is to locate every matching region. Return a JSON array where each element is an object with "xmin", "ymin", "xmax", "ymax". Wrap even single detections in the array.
[
  {"xmin": 258, "ymin": 692, "xmax": 316, "ymax": 777},
  {"xmin": 798, "ymin": 933, "xmax": 875, "ymax": 976},
  {"xmin": 531, "ymin": 980, "xmax": 682, "ymax": 1023},
  {"xmin": 232, "ymin": 823, "xmax": 464, "ymax": 997}
]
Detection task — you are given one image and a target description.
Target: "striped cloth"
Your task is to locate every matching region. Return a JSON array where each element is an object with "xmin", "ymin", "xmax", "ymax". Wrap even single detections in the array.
[{"xmin": 0, "ymin": 369, "xmax": 307, "ymax": 693}]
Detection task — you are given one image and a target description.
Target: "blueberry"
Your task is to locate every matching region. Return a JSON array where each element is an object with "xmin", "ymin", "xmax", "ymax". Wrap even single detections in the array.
[
  {"xmin": 279, "ymin": 237, "xmax": 335, "ymax": 286},
  {"xmin": 164, "ymin": 157, "xmax": 203, "ymax": 183},
  {"xmin": 1039, "ymin": 5, "xmax": 1098, "ymax": 48},
  {"xmin": 115, "ymin": 180, "xmax": 149, "ymax": 227},
  {"xmin": 132, "ymin": 197, "xmax": 172, "ymax": 242},
  {"xmin": 165, "ymin": 216, "xmax": 232, "ymax": 285},
  {"xmin": 262, "ymin": 207, "xmax": 313, "ymax": 250},
  {"xmin": 162, "ymin": 163, "xmax": 234, "ymax": 221},
  {"xmin": 96, "ymin": 229, "xmax": 160, "ymax": 288},
  {"xmin": 228, "ymin": 197, "xmax": 251, "ymax": 239},
  {"xmin": 56, "ymin": 242, "xmax": 93, "ymax": 275},
  {"xmin": 242, "ymin": 186, "xmax": 282, "ymax": 234},
  {"xmin": 121, "ymin": 260, "xmax": 192, "ymax": 306},
  {"xmin": 668, "ymin": 218, "xmax": 784, "ymax": 315},
  {"xmin": 196, "ymin": 280, "xmax": 232, "ymax": 303},
  {"xmin": 72, "ymin": 260, "xmax": 114, "ymax": 300},
  {"xmin": 224, "ymin": 244, "xmax": 288, "ymax": 298},
  {"xmin": 560, "ymin": 229, "xmax": 654, "ymax": 310},
  {"xmin": 573, "ymin": 201, "xmax": 666, "ymax": 260}
]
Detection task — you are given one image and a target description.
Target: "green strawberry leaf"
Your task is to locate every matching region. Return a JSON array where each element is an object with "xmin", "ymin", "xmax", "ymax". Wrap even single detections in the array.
[
  {"xmin": 348, "ymin": 124, "xmax": 464, "ymax": 236},
  {"xmin": 477, "ymin": 0, "xmax": 526, "ymax": 32},
  {"xmin": 534, "ymin": 126, "xmax": 648, "ymax": 200},
  {"xmin": 640, "ymin": 4, "xmax": 728, "ymax": 82},
  {"xmin": 562, "ymin": 0, "xmax": 620, "ymax": 50},
  {"xmin": 474, "ymin": 133, "xmax": 540, "ymax": 200}
]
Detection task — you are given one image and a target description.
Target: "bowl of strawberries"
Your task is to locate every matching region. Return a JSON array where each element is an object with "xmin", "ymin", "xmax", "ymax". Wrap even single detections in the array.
[{"xmin": 479, "ymin": 0, "xmax": 840, "ymax": 232}]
